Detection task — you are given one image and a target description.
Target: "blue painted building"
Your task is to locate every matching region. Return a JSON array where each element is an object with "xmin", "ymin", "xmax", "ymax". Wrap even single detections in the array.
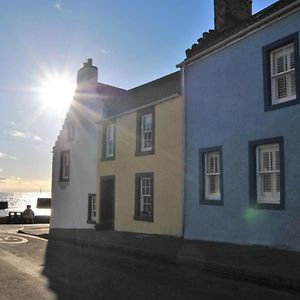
[{"xmin": 178, "ymin": 0, "xmax": 300, "ymax": 251}]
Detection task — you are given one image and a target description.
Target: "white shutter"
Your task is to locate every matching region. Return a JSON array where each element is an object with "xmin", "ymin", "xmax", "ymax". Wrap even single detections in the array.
[
  {"xmin": 271, "ymin": 44, "xmax": 296, "ymax": 104},
  {"xmin": 257, "ymin": 144, "xmax": 280, "ymax": 203},
  {"xmin": 204, "ymin": 151, "xmax": 221, "ymax": 200}
]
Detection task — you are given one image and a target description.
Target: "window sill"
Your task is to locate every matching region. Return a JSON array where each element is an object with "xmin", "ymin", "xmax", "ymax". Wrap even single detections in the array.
[
  {"xmin": 265, "ymin": 97, "xmax": 299, "ymax": 111},
  {"xmin": 87, "ymin": 220, "xmax": 96, "ymax": 224},
  {"xmin": 59, "ymin": 180, "xmax": 69, "ymax": 183},
  {"xmin": 134, "ymin": 215, "xmax": 153, "ymax": 222},
  {"xmin": 250, "ymin": 202, "xmax": 284, "ymax": 210},
  {"xmin": 272, "ymin": 95, "xmax": 296, "ymax": 105},
  {"xmin": 100, "ymin": 156, "xmax": 115, "ymax": 161},
  {"xmin": 59, "ymin": 181, "xmax": 69, "ymax": 189},
  {"xmin": 200, "ymin": 199, "xmax": 224, "ymax": 206},
  {"xmin": 135, "ymin": 149, "xmax": 155, "ymax": 157}
]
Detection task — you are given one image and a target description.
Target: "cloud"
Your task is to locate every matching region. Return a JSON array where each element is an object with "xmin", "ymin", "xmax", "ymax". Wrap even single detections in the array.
[
  {"xmin": 0, "ymin": 152, "xmax": 17, "ymax": 160},
  {"xmin": 54, "ymin": 1, "xmax": 62, "ymax": 10},
  {"xmin": 0, "ymin": 168, "xmax": 3, "ymax": 172},
  {"xmin": 0, "ymin": 176, "xmax": 21, "ymax": 184},
  {"xmin": 7, "ymin": 130, "xmax": 43, "ymax": 142},
  {"xmin": 101, "ymin": 49, "xmax": 110, "ymax": 55},
  {"xmin": 33, "ymin": 135, "xmax": 43, "ymax": 141},
  {"xmin": 10, "ymin": 121, "xmax": 15, "ymax": 126},
  {"xmin": 9, "ymin": 130, "xmax": 26, "ymax": 138},
  {"xmin": 0, "ymin": 177, "xmax": 51, "ymax": 192},
  {"xmin": 98, "ymin": 47, "xmax": 111, "ymax": 55}
]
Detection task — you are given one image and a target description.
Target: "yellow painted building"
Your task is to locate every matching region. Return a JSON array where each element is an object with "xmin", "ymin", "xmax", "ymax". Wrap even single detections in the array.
[{"xmin": 96, "ymin": 72, "xmax": 183, "ymax": 236}]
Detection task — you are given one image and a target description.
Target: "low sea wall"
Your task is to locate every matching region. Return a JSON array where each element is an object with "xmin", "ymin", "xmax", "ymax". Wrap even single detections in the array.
[{"xmin": 0, "ymin": 215, "xmax": 50, "ymax": 224}]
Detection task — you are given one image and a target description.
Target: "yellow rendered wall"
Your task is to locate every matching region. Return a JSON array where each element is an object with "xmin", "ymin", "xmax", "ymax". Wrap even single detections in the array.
[{"xmin": 97, "ymin": 96, "xmax": 183, "ymax": 236}]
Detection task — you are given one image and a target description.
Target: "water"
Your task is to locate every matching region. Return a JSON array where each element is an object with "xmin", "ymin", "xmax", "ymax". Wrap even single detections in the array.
[{"xmin": 0, "ymin": 192, "xmax": 51, "ymax": 217}]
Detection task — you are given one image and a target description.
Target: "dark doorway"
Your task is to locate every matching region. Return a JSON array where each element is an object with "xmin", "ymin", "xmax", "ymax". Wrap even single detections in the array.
[{"xmin": 99, "ymin": 176, "xmax": 115, "ymax": 229}]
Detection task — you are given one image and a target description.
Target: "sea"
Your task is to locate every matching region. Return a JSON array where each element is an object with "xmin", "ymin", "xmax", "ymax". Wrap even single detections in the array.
[{"xmin": 0, "ymin": 192, "xmax": 51, "ymax": 217}]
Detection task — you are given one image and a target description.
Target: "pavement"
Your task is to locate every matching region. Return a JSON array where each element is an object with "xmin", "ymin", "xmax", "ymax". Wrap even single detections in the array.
[
  {"xmin": 17, "ymin": 224, "xmax": 50, "ymax": 240},
  {"xmin": 18, "ymin": 225, "xmax": 300, "ymax": 293}
]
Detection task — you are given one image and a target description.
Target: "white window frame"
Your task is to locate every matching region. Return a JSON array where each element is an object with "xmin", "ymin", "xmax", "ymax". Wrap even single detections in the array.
[
  {"xmin": 140, "ymin": 177, "xmax": 152, "ymax": 216},
  {"xmin": 60, "ymin": 151, "xmax": 70, "ymax": 181},
  {"xmin": 271, "ymin": 43, "xmax": 296, "ymax": 104},
  {"xmin": 105, "ymin": 123, "xmax": 115, "ymax": 158},
  {"xmin": 256, "ymin": 144, "xmax": 280, "ymax": 204},
  {"xmin": 204, "ymin": 151, "xmax": 220, "ymax": 201},
  {"xmin": 141, "ymin": 114, "xmax": 152, "ymax": 152}
]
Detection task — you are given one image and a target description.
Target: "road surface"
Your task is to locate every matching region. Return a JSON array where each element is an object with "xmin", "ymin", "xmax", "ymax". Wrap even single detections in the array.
[
  {"xmin": 0, "ymin": 225, "xmax": 55, "ymax": 300},
  {"xmin": 0, "ymin": 225, "xmax": 298, "ymax": 300}
]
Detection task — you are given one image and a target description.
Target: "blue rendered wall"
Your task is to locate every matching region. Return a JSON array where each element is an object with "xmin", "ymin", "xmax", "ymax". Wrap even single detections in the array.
[{"xmin": 184, "ymin": 11, "xmax": 300, "ymax": 251}]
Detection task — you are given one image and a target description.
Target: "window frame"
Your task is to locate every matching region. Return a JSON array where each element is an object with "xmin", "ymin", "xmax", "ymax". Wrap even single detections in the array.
[
  {"xmin": 67, "ymin": 120, "xmax": 75, "ymax": 141},
  {"xmin": 199, "ymin": 146, "xmax": 224, "ymax": 206},
  {"xmin": 87, "ymin": 193, "xmax": 96, "ymax": 224},
  {"xmin": 249, "ymin": 137, "xmax": 285, "ymax": 210},
  {"xmin": 134, "ymin": 172, "xmax": 154, "ymax": 222},
  {"xmin": 141, "ymin": 113, "xmax": 153, "ymax": 152},
  {"xmin": 263, "ymin": 32, "xmax": 300, "ymax": 111},
  {"xmin": 136, "ymin": 106, "xmax": 155, "ymax": 156},
  {"xmin": 101, "ymin": 121, "xmax": 116, "ymax": 161},
  {"xmin": 59, "ymin": 150, "xmax": 70, "ymax": 182}
]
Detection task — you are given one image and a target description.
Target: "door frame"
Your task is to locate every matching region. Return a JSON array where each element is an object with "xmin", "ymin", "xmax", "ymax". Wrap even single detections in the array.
[{"xmin": 99, "ymin": 175, "xmax": 115, "ymax": 230}]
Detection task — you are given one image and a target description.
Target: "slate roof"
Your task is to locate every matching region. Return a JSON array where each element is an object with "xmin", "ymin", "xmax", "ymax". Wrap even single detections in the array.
[
  {"xmin": 104, "ymin": 71, "xmax": 181, "ymax": 118},
  {"xmin": 185, "ymin": 0, "xmax": 298, "ymax": 60},
  {"xmin": 96, "ymin": 83, "xmax": 127, "ymax": 98}
]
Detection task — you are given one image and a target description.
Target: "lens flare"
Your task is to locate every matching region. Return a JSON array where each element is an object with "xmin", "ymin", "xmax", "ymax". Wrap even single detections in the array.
[{"xmin": 37, "ymin": 72, "xmax": 75, "ymax": 114}]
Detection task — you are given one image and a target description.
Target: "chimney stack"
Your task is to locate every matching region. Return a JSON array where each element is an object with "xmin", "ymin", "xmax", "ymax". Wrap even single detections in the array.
[
  {"xmin": 77, "ymin": 58, "xmax": 98, "ymax": 88},
  {"xmin": 214, "ymin": 0, "xmax": 252, "ymax": 33}
]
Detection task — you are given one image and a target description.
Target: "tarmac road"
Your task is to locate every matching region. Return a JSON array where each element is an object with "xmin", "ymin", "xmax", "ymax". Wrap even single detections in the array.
[
  {"xmin": 43, "ymin": 240, "xmax": 299, "ymax": 300},
  {"xmin": 0, "ymin": 225, "xmax": 299, "ymax": 300},
  {"xmin": 0, "ymin": 226, "xmax": 55, "ymax": 300}
]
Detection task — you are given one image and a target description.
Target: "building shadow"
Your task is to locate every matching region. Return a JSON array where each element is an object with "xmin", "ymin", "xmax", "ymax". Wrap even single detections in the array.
[
  {"xmin": 43, "ymin": 238, "xmax": 110, "ymax": 300},
  {"xmin": 42, "ymin": 236, "xmax": 187, "ymax": 300}
]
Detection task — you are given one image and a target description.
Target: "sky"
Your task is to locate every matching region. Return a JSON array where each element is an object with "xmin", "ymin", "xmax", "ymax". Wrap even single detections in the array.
[{"xmin": 0, "ymin": 0, "xmax": 277, "ymax": 192}]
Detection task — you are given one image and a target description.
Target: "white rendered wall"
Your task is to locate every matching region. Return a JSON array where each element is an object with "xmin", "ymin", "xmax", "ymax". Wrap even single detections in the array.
[{"xmin": 51, "ymin": 95, "xmax": 100, "ymax": 229}]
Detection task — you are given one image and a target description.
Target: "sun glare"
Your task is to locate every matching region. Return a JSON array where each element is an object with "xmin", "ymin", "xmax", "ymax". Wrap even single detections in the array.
[{"xmin": 38, "ymin": 73, "xmax": 75, "ymax": 114}]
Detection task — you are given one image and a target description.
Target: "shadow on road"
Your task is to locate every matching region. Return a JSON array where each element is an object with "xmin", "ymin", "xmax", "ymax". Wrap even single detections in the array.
[
  {"xmin": 42, "ymin": 238, "xmax": 299, "ymax": 300},
  {"xmin": 42, "ymin": 238, "xmax": 206, "ymax": 300},
  {"xmin": 42, "ymin": 238, "xmax": 163, "ymax": 300}
]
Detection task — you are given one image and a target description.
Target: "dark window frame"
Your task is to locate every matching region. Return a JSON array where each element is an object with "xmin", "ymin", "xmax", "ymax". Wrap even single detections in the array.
[
  {"xmin": 262, "ymin": 32, "xmax": 300, "ymax": 111},
  {"xmin": 134, "ymin": 172, "xmax": 154, "ymax": 222},
  {"xmin": 101, "ymin": 120, "xmax": 116, "ymax": 161},
  {"xmin": 59, "ymin": 150, "xmax": 70, "ymax": 182},
  {"xmin": 67, "ymin": 120, "xmax": 75, "ymax": 141},
  {"xmin": 199, "ymin": 146, "xmax": 224, "ymax": 206},
  {"xmin": 135, "ymin": 106, "xmax": 155, "ymax": 156},
  {"xmin": 87, "ymin": 193, "xmax": 96, "ymax": 224},
  {"xmin": 249, "ymin": 136, "xmax": 285, "ymax": 210}
]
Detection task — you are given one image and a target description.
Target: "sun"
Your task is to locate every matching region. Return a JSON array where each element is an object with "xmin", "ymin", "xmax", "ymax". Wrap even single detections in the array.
[{"xmin": 38, "ymin": 73, "xmax": 75, "ymax": 114}]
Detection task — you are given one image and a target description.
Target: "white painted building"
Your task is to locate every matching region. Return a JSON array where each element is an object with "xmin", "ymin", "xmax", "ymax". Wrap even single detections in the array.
[{"xmin": 51, "ymin": 59, "xmax": 125, "ymax": 229}]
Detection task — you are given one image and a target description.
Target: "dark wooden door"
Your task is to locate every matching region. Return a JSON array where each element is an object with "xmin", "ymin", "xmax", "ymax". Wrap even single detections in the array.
[{"xmin": 100, "ymin": 176, "xmax": 115, "ymax": 229}]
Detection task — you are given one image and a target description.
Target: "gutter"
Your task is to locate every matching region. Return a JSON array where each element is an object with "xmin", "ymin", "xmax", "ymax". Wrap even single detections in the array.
[{"xmin": 177, "ymin": 0, "xmax": 300, "ymax": 68}]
